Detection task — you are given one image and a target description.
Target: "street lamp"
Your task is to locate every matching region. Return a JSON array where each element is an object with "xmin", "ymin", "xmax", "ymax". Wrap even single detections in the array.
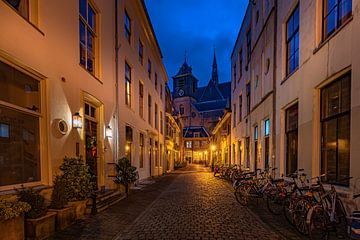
[{"xmin": 210, "ymin": 145, "xmax": 216, "ymax": 171}]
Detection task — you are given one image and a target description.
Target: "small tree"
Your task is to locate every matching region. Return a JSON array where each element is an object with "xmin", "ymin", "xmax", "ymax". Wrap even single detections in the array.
[
  {"xmin": 113, "ymin": 157, "xmax": 138, "ymax": 195},
  {"xmin": 60, "ymin": 157, "xmax": 93, "ymax": 201},
  {"xmin": 50, "ymin": 175, "xmax": 68, "ymax": 209}
]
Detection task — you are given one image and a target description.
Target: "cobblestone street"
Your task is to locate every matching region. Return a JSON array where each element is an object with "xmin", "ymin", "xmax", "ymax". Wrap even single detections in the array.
[{"xmin": 54, "ymin": 165, "xmax": 293, "ymax": 240}]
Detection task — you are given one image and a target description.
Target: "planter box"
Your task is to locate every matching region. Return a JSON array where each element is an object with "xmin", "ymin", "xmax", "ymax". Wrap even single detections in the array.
[
  {"xmin": 0, "ymin": 214, "xmax": 25, "ymax": 240},
  {"xmin": 48, "ymin": 206, "xmax": 75, "ymax": 231},
  {"xmin": 25, "ymin": 212, "xmax": 56, "ymax": 240},
  {"xmin": 68, "ymin": 200, "xmax": 88, "ymax": 219}
]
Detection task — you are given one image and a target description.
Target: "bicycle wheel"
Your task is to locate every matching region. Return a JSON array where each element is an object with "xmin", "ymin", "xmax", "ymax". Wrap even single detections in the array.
[
  {"xmin": 334, "ymin": 198, "xmax": 348, "ymax": 239},
  {"xmin": 293, "ymin": 197, "xmax": 312, "ymax": 235},
  {"xmin": 235, "ymin": 184, "xmax": 250, "ymax": 206},
  {"xmin": 266, "ymin": 186, "xmax": 285, "ymax": 215},
  {"xmin": 283, "ymin": 194, "xmax": 295, "ymax": 225},
  {"xmin": 308, "ymin": 205, "xmax": 329, "ymax": 240}
]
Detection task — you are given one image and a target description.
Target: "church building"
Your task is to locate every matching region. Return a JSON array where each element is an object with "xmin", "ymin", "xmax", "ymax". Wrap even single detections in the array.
[{"xmin": 172, "ymin": 52, "xmax": 231, "ymax": 163}]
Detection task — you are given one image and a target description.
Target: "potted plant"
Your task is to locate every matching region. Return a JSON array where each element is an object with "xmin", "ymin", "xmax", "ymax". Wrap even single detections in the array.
[
  {"xmin": 60, "ymin": 157, "xmax": 93, "ymax": 219},
  {"xmin": 0, "ymin": 198, "xmax": 31, "ymax": 240},
  {"xmin": 48, "ymin": 175, "xmax": 75, "ymax": 231},
  {"xmin": 113, "ymin": 157, "xmax": 138, "ymax": 196},
  {"xmin": 17, "ymin": 187, "xmax": 56, "ymax": 240}
]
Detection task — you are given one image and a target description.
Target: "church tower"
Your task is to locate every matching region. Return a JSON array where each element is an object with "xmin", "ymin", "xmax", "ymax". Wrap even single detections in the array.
[
  {"xmin": 211, "ymin": 50, "xmax": 219, "ymax": 84},
  {"xmin": 172, "ymin": 58, "xmax": 198, "ymax": 99}
]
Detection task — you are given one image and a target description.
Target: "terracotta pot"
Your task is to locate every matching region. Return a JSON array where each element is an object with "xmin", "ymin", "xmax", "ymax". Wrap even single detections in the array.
[
  {"xmin": 25, "ymin": 212, "xmax": 56, "ymax": 240},
  {"xmin": 67, "ymin": 200, "xmax": 88, "ymax": 219},
  {"xmin": 0, "ymin": 214, "xmax": 25, "ymax": 240},
  {"xmin": 48, "ymin": 206, "xmax": 75, "ymax": 231}
]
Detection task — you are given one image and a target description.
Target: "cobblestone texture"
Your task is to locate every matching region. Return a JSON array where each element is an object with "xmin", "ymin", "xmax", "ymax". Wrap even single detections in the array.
[{"xmin": 54, "ymin": 165, "xmax": 287, "ymax": 240}]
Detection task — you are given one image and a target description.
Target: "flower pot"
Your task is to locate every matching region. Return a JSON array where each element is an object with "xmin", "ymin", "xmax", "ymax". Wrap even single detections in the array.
[
  {"xmin": 48, "ymin": 206, "xmax": 75, "ymax": 231},
  {"xmin": 0, "ymin": 214, "xmax": 25, "ymax": 240},
  {"xmin": 67, "ymin": 200, "xmax": 88, "ymax": 219},
  {"xmin": 25, "ymin": 212, "xmax": 56, "ymax": 240}
]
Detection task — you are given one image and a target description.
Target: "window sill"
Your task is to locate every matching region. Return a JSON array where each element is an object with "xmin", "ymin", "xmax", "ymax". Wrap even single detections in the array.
[
  {"xmin": 280, "ymin": 67, "xmax": 299, "ymax": 85},
  {"xmin": 1, "ymin": 1, "xmax": 45, "ymax": 36},
  {"xmin": 79, "ymin": 64, "xmax": 103, "ymax": 84},
  {"xmin": 313, "ymin": 16, "xmax": 353, "ymax": 55}
]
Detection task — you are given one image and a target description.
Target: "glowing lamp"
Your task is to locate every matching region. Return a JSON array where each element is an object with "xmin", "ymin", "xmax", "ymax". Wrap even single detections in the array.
[
  {"xmin": 106, "ymin": 125, "xmax": 113, "ymax": 138},
  {"xmin": 211, "ymin": 145, "xmax": 216, "ymax": 151},
  {"xmin": 72, "ymin": 112, "xmax": 83, "ymax": 129},
  {"xmin": 125, "ymin": 145, "xmax": 130, "ymax": 151}
]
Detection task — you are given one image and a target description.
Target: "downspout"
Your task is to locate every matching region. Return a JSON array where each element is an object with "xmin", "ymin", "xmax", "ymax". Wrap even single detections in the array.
[
  {"xmin": 272, "ymin": 0, "xmax": 278, "ymax": 173},
  {"xmin": 114, "ymin": 0, "xmax": 119, "ymax": 162}
]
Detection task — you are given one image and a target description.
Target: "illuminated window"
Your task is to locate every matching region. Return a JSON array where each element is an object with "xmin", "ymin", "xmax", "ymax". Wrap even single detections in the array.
[
  {"xmin": 79, "ymin": 0, "xmax": 97, "ymax": 74},
  {"xmin": 264, "ymin": 119, "xmax": 270, "ymax": 169},
  {"xmin": 186, "ymin": 141, "xmax": 192, "ymax": 148},
  {"xmin": 124, "ymin": 10, "xmax": 131, "ymax": 43},
  {"xmin": 0, "ymin": 60, "xmax": 41, "ymax": 186},
  {"xmin": 139, "ymin": 133, "xmax": 144, "ymax": 168},
  {"xmin": 321, "ymin": 73, "xmax": 351, "ymax": 186},
  {"xmin": 4, "ymin": 0, "xmax": 29, "ymax": 19},
  {"xmin": 126, "ymin": 126, "xmax": 133, "ymax": 162},
  {"xmin": 286, "ymin": 5, "xmax": 299, "ymax": 76},
  {"xmin": 323, "ymin": 0, "xmax": 352, "ymax": 40},
  {"xmin": 125, "ymin": 62, "xmax": 131, "ymax": 106}
]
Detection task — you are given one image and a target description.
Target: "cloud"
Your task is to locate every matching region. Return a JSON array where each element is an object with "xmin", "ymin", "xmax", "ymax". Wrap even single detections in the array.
[{"xmin": 145, "ymin": 0, "xmax": 247, "ymax": 89}]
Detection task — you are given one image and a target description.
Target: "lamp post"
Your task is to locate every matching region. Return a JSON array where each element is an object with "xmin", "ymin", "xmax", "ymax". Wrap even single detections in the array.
[{"xmin": 211, "ymin": 145, "xmax": 216, "ymax": 171}]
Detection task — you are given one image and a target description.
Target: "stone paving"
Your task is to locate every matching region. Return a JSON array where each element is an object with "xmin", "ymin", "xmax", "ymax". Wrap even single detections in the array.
[{"xmin": 54, "ymin": 165, "xmax": 291, "ymax": 240}]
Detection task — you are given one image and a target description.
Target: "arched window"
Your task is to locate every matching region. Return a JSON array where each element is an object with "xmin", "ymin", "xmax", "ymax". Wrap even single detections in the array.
[{"xmin": 179, "ymin": 105, "xmax": 184, "ymax": 115}]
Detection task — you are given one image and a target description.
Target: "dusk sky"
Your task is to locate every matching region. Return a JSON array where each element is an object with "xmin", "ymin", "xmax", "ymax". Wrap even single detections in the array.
[{"xmin": 144, "ymin": 0, "xmax": 248, "ymax": 90}]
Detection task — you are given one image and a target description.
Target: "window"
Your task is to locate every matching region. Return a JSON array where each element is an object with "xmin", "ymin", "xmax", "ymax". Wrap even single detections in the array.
[
  {"xmin": 126, "ymin": 126, "xmax": 133, "ymax": 162},
  {"xmin": 179, "ymin": 104, "xmax": 184, "ymax": 115},
  {"xmin": 239, "ymin": 94, "xmax": 243, "ymax": 121},
  {"xmin": 286, "ymin": 103, "xmax": 298, "ymax": 175},
  {"xmin": 148, "ymin": 59, "xmax": 152, "ymax": 79},
  {"xmin": 246, "ymin": 83, "xmax": 251, "ymax": 114},
  {"xmin": 238, "ymin": 140, "xmax": 242, "ymax": 165},
  {"xmin": 160, "ymin": 84, "xmax": 163, "ymax": 99},
  {"xmin": 124, "ymin": 10, "xmax": 131, "ymax": 43},
  {"xmin": 160, "ymin": 111, "xmax": 163, "ymax": 134},
  {"xmin": 178, "ymin": 79, "xmax": 185, "ymax": 87},
  {"xmin": 233, "ymin": 63, "xmax": 237, "ymax": 86},
  {"xmin": 246, "ymin": 29, "xmax": 252, "ymax": 64},
  {"xmin": 4, "ymin": 0, "xmax": 29, "ymax": 19},
  {"xmin": 79, "ymin": 0, "xmax": 97, "ymax": 74},
  {"xmin": 186, "ymin": 141, "xmax": 192, "ymax": 149},
  {"xmin": 155, "ymin": 103, "xmax": 158, "ymax": 129},
  {"xmin": 254, "ymin": 126, "xmax": 258, "ymax": 170},
  {"xmin": 139, "ymin": 133, "xmax": 144, "ymax": 168},
  {"xmin": 321, "ymin": 73, "xmax": 351, "ymax": 186},
  {"xmin": 138, "ymin": 40, "xmax": 143, "ymax": 64},
  {"xmin": 323, "ymin": 0, "xmax": 352, "ymax": 40},
  {"xmin": 139, "ymin": 81, "xmax": 144, "ymax": 118},
  {"xmin": 246, "ymin": 137, "xmax": 250, "ymax": 168},
  {"xmin": 264, "ymin": 119, "xmax": 270, "ymax": 169},
  {"xmin": 286, "ymin": 5, "xmax": 299, "ymax": 76},
  {"xmin": 125, "ymin": 62, "xmax": 131, "ymax": 106},
  {"xmin": 0, "ymin": 60, "xmax": 41, "ymax": 187},
  {"xmin": 154, "ymin": 141, "xmax": 158, "ymax": 167},
  {"xmin": 148, "ymin": 94, "xmax": 152, "ymax": 125},
  {"xmin": 239, "ymin": 49, "xmax": 243, "ymax": 79},
  {"xmin": 233, "ymin": 104, "xmax": 236, "ymax": 127},
  {"xmin": 194, "ymin": 132, "xmax": 200, "ymax": 138},
  {"xmin": 155, "ymin": 73, "xmax": 158, "ymax": 91}
]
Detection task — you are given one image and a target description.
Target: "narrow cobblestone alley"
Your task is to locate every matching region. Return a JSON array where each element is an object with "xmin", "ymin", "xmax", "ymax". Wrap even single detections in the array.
[{"xmin": 54, "ymin": 165, "xmax": 291, "ymax": 240}]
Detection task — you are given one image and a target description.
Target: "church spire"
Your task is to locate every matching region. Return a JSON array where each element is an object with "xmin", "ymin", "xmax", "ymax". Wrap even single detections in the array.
[{"xmin": 212, "ymin": 48, "xmax": 219, "ymax": 84}]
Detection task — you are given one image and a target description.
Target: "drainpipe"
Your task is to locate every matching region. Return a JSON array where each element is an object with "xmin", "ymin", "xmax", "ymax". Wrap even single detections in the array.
[
  {"xmin": 114, "ymin": 0, "xmax": 120, "ymax": 162},
  {"xmin": 272, "ymin": 0, "xmax": 278, "ymax": 174}
]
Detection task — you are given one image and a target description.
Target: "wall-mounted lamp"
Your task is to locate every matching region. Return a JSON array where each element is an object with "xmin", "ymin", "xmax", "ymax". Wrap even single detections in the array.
[
  {"xmin": 125, "ymin": 145, "xmax": 130, "ymax": 151},
  {"xmin": 106, "ymin": 125, "xmax": 113, "ymax": 138},
  {"xmin": 72, "ymin": 112, "xmax": 83, "ymax": 129},
  {"xmin": 211, "ymin": 145, "xmax": 216, "ymax": 151}
]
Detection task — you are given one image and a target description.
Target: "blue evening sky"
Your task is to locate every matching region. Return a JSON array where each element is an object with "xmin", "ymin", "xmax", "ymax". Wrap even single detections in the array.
[{"xmin": 144, "ymin": 0, "xmax": 248, "ymax": 90}]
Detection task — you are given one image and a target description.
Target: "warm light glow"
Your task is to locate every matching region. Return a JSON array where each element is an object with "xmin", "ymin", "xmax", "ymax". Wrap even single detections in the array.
[
  {"xmin": 106, "ymin": 125, "xmax": 112, "ymax": 138},
  {"xmin": 125, "ymin": 145, "xmax": 130, "ymax": 151},
  {"xmin": 72, "ymin": 112, "xmax": 83, "ymax": 129},
  {"xmin": 204, "ymin": 151, "xmax": 208, "ymax": 155},
  {"xmin": 211, "ymin": 145, "xmax": 216, "ymax": 151}
]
